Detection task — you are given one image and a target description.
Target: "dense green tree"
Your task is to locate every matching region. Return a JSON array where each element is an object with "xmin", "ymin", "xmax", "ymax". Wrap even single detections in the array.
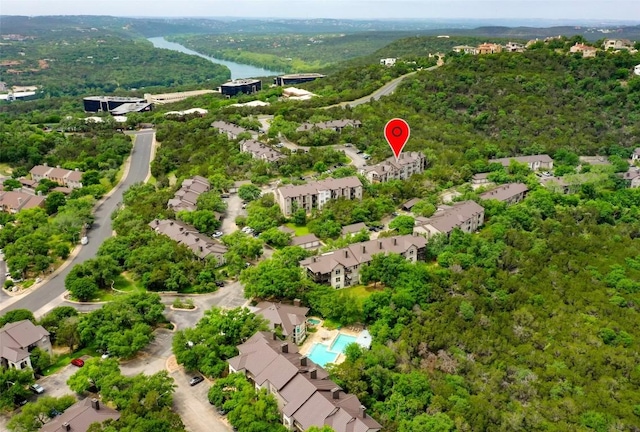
[
  {"xmin": 0, "ymin": 368, "xmax": 34, "ymax": 410},
  {"xmin": 44, "ymin": 191, "xmax": 67, "ymax": 215},
  {"xmin": 7, "ymin": 395, "xmax": 76, "ymax": 432},
  {"xmin": 388, "ymin": 215, "xmax": 415, "ymax": 235},
  {"xmin": 238, "ymin": 184, "xmax": 262, "ymax": 202},
  {"xmin": 0, "ymin": 309, "xmax": 36, "ymax": 327}
]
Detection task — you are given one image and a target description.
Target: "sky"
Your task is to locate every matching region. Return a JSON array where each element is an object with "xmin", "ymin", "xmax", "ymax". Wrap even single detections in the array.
[{"xmin": 2, "ymin": 1, "xmax": 640, "ymax": 22}]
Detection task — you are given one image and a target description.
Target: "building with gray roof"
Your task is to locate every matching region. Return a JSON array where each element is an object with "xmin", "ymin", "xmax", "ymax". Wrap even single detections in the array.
[
  {"xmin": 414, "ymin": 200, "xmax": 485, "ymax": 238},
  {"xmin": 296, "ymin": 119, "xmax": 362, "ymax": 133},
  {"xmin": 30, "ymin": 165, "xmax": 84, "ymax": 189},
  {"xmin": 211, "ymin": 121, "xmax": 249, "ymax": 140},
  {"xmin": 276, "ymin": 177, "xmax": 363, "ymax": 216},
  {"xmin": 301, "ymin": 234, "xmax": 427, "ymax": 289},
  {"xmin": 479, "ymin": 183, "xmax": 529, "ymax": 204},
  {"xmin": 254, "ymin": 301, "xmax": 309, "ymax": 344},
  {"xmin": 167, "ymin": 176, "xmax": 210, "ymax": 213},
  {"xmin": 149, "ymin": 219, "xmax": 227, "ymax": 265},
  {"xmin": 0, "ymin": 320, "xmax": 51, "ymax": 371},
  {"xmin": 41, "ymin": 398, "xmax": 120, "ymax": 432},
  {"xmin": 241, "ymin": 139, "xmax": 284, "ymax": 163},
  {"xmin": 489, "ymin": 154, "xmax": 553, "ymax": 171},
  {"xmin": 228, "ymin": 332, "xmax": 381, "ymax": 432},
  {"xmin": 360, "ymin": 151, "xmax": 427, "ymax": 183}
]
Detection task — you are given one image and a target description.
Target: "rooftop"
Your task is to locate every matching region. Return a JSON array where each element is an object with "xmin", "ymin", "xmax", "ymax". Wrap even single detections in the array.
[
  {"xmin": 277, "ymin": 177, "xmax": 362, "ymax": 199},
  {"xmin": 40, "ymin": 398, "xmax": 120, "ymax": 432},
  {"xmin": 416, "ymin": 200, "xmax": 484, "ymax": 234},
  {"xmin": 479, "ymin": 183, "xmax": 529, "ymax": 202}
]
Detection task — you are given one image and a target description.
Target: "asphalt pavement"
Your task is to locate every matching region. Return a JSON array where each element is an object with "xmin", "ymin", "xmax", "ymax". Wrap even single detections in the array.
[{"xmin": 0, "ymin": 130, "xmax": 155, "ymax": 316}]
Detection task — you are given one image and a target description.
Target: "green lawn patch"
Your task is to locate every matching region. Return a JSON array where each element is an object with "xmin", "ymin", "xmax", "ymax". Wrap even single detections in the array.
[
  {"xmin": 285, "ymin": 223, "xmax": 310, "ymax": 236},
  {"xmin": 342, "ymin": 285, "xmax": 380, "ymax": 302},
  {"xmin": 43, "ymin": 346, "xmax": 98, "ymax": 376}
]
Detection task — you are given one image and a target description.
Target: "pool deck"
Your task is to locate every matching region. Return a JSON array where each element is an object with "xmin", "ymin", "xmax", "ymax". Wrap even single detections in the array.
[{"xmin": 300, "ymin": 321, "xmax": 364, "ymax": 366}]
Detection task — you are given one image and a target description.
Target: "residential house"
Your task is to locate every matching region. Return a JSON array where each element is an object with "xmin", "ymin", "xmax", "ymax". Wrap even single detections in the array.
[
  {"xmin": 149, "ymin": 219, "xmax": 227, "ymax": 265},
  {"xmin": 29, "ymin": 165, "xmax": 84, "ymax": 189},
  {"xmin": 18, "ymin": 178, "xmax": 37, "ymax": 191},
  {"xmin": 282, "ymin": 87, "xmax": 317, "ymax": 101},
  {"xmin": 296, "ymin": 120, "xmax": 362, "ymax": 133},
  {"xmin": 167, "ymin": 176, "xmax": 211, "ymax": 213},
  {"xmin": 276, "ymin": 177, "xmax": 363, "ymax": 216},
  {"xmin": 360, "ymin": 151, "xmax": 427, "ymax": 183},
  {"xmin": 452, "ymin": 45, "xmax": 478, "ymax": 55},
  {"xmin": 241, "ymin": 139, "xmax": 285, "ymax": 163},
  {"xmin": 504, "ymin": 41, "xmax": 525, "ymax": 52},
  {"xmin": 341, "ymin": 222, "xmax": 368, "ymax": 236},
  {"xmin": 569, "ymin": 43, "xmax": 597, "ymax": 58},
  {"xmin": 579, "ymin": 156, "xmax": 611, "ymax": 166},
  {"xmin": 228, "ymin": 332, "xmax": 382, "ymax": 432},
  {"xmin": 380, "ymin": 58, "xmax": 397, "ymax": 66},
  {"xmin": 300, "ymin": 235, "xmax": 427, "ymax": 289},
  {"xmin": 253, "ymin": 301, "xmax": 309, "ymax": 344},
  {"xmin": 621, "ymin": 168, "xmax": 640, "ymax": 188},
  {"xmin": 632, "ymin": 148, "xmax": 640, "ymax": 162},
  {"xmin": 0, "ymin": 320, "xmax": 51, "ymax": 371},
  {"xmin": 211, "ymin": 121, "xmax": 249, "ymax": 140},
  {"xmin": 477, "ymin": 43, "xmax": 502, "ymax": 54},
  {"xmin": 0, "ymin": 191, "xmax": 45, "ymax": 214},
  {"xmin": 479, "ymin": 183, "xmax": 529, "ymax": 204},
  {"xmin": 471, "ymin": 172, "xmax": 491, "ymax": 186},
  {"xmin": 290, "ymin": 234, "xmax": 321, "ymax": 250},
  {"xmin": 635, "ymin": 64, "xmax": 640, "ymax": 76},
  {"xmin": 489, "ymin": 154, "xmax": 554, "ymax": 171},
  {"xmin": 414, "ymin": 201, "xmax": 485, "ymax": 238},
  {"xmin": 41, "ymin": 398, "xmax": 120, "ymax": 432},
  {"xmin": 603, "ymin": 39, "xmax": 634, "ymax": 50},
  {"xmin": 539, "ymin": 176, "xmax": 576, "ymax": 194}
]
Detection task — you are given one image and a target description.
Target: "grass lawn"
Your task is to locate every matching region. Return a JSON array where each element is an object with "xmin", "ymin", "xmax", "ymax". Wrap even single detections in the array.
[
  {"xmin": 342, "ymin": 284, "xmax": 381, "ymax": 302},
  {"xmin": 0, "ymin": 163, "xmax": 13, "ymax": 176},
  {"xmin": 43, "ymin": 346, "xmax": 98, "ymax": 376},
  {"xmin": 89, "ymin": 274, "xmax": 146, "ymax": 302},
  {"xmin": 285, "ymin": 223, "xmax": 310, "ymax": 236}
]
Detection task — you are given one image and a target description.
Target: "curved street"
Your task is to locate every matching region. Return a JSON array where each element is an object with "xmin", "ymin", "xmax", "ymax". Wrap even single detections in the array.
[{"xmin": 0, "ymin": 129, "xmax": 155, "ymax": 316}]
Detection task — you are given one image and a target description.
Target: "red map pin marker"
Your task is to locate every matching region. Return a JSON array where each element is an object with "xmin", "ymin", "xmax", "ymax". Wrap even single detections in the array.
[{"xmin": 384, "ymin": 118, "xmax": 410, "ymax": 161}]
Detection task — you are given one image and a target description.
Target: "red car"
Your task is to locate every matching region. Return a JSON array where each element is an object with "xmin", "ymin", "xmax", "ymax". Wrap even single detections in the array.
[{"xmin": 71, "ymin": 358, "xmax": 84, "ymax": 367}]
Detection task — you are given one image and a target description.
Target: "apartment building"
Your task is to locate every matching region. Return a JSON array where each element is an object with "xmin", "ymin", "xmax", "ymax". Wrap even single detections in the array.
[
  {"xmin": 167, "ymin": 176, "xmax": 211, "ymax": 213},
  {"xmin": 149, "ymin": 219, "xmax": 227, "ymax": 265},
  {"xmin": 30, "ymin": 165, "xmax": 84, "ymax": 189},
  {"xmin": 479, "ymin": 183, "xmax": 529, "ymax": 205},
  {"xmin": 359, "ymin": 151, "xmax": 427, "ymax": 183},
  {"xmin": 296, "ymin": 119, "xmax": 362, "ymax": 133},
  {"xmin": 228, "ymin": 332, "xmax": 381, "ymax": 432},
  {"xmin": 300, "ymin": 235, "xmax": 427, "ymax": 289},
  {"xmin": 241, "ymin": 139, "xmax": 285, "ymax": 163},
  {"xmin": 253, "ymin": 301, "xmax": 309, "ymax": 344},
  {"xmin": 414, "ymin": 200, "xmax": 485, "ymax": 238},
  {"xmin": 489, "ymin": 154, "xmax": 553, "ymax": 171},
  {"xmin": 275, "ymin": 177, "xmax": 363, "ymax": 216},
  {"xmin": 211, "ymin": 121, "xmax": 249, "ymax": 140}
]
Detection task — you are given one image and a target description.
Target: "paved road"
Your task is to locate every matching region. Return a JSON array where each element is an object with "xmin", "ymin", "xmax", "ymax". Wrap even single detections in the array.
[{"xmin": 0, "ymin": 130, "xmax": 155, "ymax": 317}]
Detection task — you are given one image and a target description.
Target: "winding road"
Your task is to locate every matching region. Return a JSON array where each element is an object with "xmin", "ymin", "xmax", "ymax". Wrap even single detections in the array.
[{"xmin": 0, "ymin": 130, "xmax": 155, "ymax": 317}]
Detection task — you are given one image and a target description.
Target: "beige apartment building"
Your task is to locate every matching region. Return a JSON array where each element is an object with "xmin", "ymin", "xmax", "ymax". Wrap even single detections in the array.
[
  {"xmin": 360, "ymin": 151, "xmax": 427, "ymax": 183},
  {"xmin": 275, "ymin": 177, "xmax": 363, "ymax": 216}
]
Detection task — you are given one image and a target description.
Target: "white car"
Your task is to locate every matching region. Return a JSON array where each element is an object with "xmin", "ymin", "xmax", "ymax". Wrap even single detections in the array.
[
  {"xmin": 80, "ymin": 236, "xmax": 89, "ymax": 245},
  {"xmin": 30, "ymin": 383, "xmax": 45, "ymax": 394}
]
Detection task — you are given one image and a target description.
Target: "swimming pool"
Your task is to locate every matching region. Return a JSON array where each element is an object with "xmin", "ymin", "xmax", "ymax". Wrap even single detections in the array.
[
  {"xmin": 307, "ymin": 318, "xmax": 321, "ymax": 325},
  {"xmin": 330, "ymin": 334, "xmax": 357, "ymax": 353},
  {"xmin": 308, "ymin": 333, "xmax": 359, "ymax": 367},
  {"xmin": 308, "ymin": 343, "xmax": 339, "ymax": 367}
]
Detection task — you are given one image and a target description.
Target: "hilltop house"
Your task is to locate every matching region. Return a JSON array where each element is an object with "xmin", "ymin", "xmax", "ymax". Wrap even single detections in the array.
[
  {"xmin": 505, "ymin": 42, "xmax": 525, "ymax": 52},
  {"xmin": 569, "ymin": 43, "xmax": 597, "ymax": 58},
  {"xmin": 479, "ymin": 183, "xmax": 529, "ymax": 205},
  {"xmin": 253, "ymin": 301, "xmax": 309, "ymax": 344},
  {"xmin": 453, "ymin": 45, "xmax": 477, "ymax": 55},
  {"xmin": 489, "ymin": 154, "xmax": 553, "ymax": 171},
  {"xmin": 228, "ymin": 332, "xmax": 382, "ymax": 432},
  {"xmin": 359, "ymin": 151, "xmax": 427, "ymax": 183},
  {"xmin": 632, "ymin": 148, "xmax": 640, "ymax": 162},
  {"xmin": 300, "ymin": 235, "xmax": 427, "ymax": 289},
  {"xmin": 603, "ymin": 39, "xmax": 634, "ymax": 51},
  {"xmin": 275, "ymin": 177, "xmax": 363, "ymax": 216},
  {"xmin": 621, "ymin": 168, "xmax": 640, "ymax": 188},
  {"xmin": 29, "ymin": 165, "xmax": 84, "ymax": 189},
  {"xmin": 380, "ymin": 58, "xmax": 397, "ymax": 66},
  {"xmin": 0, "ymin": 320, "xmax": 51, "ymax": 371},
  {"xmin": 414, "ymin": 201, "xmax": 485, "ymax": 238},
  {"xmin": 477, "ymin": 43, "xmax": 502, "ymax": 54}
]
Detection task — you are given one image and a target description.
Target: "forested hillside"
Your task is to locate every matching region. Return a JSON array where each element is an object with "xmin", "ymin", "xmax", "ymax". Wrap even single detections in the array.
[{"xmin": 0, "ymin": 36, "xmax": 230, "ymax": 97}]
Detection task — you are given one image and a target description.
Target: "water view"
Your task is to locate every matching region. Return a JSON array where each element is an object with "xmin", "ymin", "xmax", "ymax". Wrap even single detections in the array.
[{"xmin": 148, "ymin": 37, "xmax": 283, "ymax": 79}]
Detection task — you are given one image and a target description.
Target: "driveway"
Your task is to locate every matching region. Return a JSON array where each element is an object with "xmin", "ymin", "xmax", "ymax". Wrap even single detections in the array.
[
  {"xmin": 221, "ymin": 194, "xmax": 243, "ymax": 235},
  {"xmin": 335, "ymin": 144, "xmax": 367, "ymax": 169},
  {"xmin": 171, "ymin": 368, "xmax": 231, "ymax": 432}
]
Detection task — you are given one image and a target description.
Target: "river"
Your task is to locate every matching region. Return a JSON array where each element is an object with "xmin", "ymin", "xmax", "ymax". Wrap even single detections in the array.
[{"xmin": 148, "ymin": 37, "xmax": 283, "ymax": 79}]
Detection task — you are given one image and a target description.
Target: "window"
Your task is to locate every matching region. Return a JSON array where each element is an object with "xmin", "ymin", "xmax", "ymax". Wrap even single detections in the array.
[
  {"xmin": 335, "ymin": 277, "xmax": 341, "ymax": 283},
  {"xmin": 335, "ymin": 269, "xmax": 341, "ymax": 275},
  {"xmin": 409, "ymin": 249, "xmax": 414, "ymax": 255}
]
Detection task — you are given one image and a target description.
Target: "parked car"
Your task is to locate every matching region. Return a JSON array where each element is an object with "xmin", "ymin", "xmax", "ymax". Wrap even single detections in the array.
[
  {"xmin": 215, "ymin": 281, "xmax": 225, "ymax": 287},
  {"xmin": 221, "ymin": 193, "xmax": 230, "ymax": 198},
  {"xmin": 101, "ymin": 352, "xmax": 110, "ymax": 360},
  {"xmin": 80, "ymin": 236, "xmax": 89, "ymax": 245},
  {"xmin": 49, "ymin": 408, "xmax": 61, "ymax": 418},
  {"xmin": 189, "ymin": 376, "xmax": 204, "ymax": 386},
  {"xmin": 29, "ymin": 383, "xmax": 45, "ymax": 394},
  {"xmin": 212, "ymin": 231, "xmax": 223, "ymax": 239},
  {"xmin": 14, "ymin": 395, "xmax": 28, "ymax": 406},
  {"xmin": 71, "ymin": 358, "xmax": 84, "ymax": 367}
]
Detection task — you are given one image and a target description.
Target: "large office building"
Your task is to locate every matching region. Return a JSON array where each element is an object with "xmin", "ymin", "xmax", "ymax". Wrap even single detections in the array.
[
  {"xmin": 83, "ymin": 96, "xmax": 147, "ymax": 113},
  {"xmin": 274, "ymin": 73, "xmax": 325, "ymax": 86},
  {"xmin": 220, "ymin": 79, "xmax": 262, "ymax": 97}
]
